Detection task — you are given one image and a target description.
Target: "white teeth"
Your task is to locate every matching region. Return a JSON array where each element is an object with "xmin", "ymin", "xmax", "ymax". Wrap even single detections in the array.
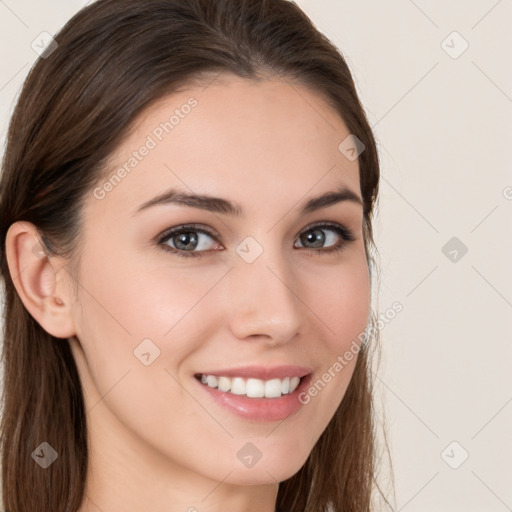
[
  {"xmin": 206, "ymin": 375, "xmax": 218, "ymax": 388},
  {"xmin": 281, "ymin": 376, "xmax": 290, "ymax": 394},
  {"xmin": 230, "ymin": 377, "xmax": 246, "ymax": 395},
  {"xmin": 246, "ymin": 378, "xmax": 265, "ymax": 397},
  {"xmin": 198, "ymin": 374, "xmax": 303, "ymax": 398},
  {"xmin": 217, "ymin": 376, "xmax": 231, "ymax": 392},
  {"xmin": 264, "ymin": 378, "xmax": 283, "ymax": 398}
]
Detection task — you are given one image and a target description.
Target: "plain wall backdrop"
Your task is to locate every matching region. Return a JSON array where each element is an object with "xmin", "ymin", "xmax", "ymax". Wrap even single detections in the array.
[{"xmin": 1, "ymin": 1, "xmax": 511, "ymax": 510}]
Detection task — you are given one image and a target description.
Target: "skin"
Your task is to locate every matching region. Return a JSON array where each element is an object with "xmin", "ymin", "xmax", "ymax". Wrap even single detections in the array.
[{"xmin": 6, "ymin": 74, "xmax": 370, "ymax": 512}]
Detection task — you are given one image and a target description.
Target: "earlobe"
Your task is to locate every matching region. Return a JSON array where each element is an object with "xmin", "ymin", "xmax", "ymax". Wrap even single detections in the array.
[{"xmin": 5, "ymin": 221, "xmax": 77, "ymax": 339}]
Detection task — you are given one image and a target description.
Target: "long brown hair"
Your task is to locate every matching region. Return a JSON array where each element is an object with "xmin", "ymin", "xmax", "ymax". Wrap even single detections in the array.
[{"xmin": 0, "ymin": 1, "xmax": 392, "ymax": 510}]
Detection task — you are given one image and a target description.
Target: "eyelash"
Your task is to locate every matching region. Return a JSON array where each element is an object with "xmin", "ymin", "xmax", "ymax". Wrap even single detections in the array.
[{"xmin": 156, "ymin": 222, "xmax": 356, "ymax": 259}]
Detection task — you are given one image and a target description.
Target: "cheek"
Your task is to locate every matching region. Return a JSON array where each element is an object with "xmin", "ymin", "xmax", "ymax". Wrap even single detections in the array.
[
  {"xmin": 70, "ymin": 258, "xmax": 234, "ymax": 474},
  {"xmin": 315, "ymin": 254, "xmax": 371, "ymax": 348},
  {"xmin": 76, "ymin": 245, "xmax": 228, "ymax": 341},
  {"xmin": 300, "ymin": 256, "xmax": 370, "ymax": 418},
  {"xmin": 71, "ymin": 254, "xmax": 234, "ymax": 412}
]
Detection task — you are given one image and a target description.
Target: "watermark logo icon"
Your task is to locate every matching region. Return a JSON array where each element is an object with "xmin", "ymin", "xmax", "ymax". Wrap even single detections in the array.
[
  {"xmin": 442, "ymin": 236, "xmax": 468, "ymax": 263},
  {"xmin": 237, "ymin": 442, "xmax": 262, "ymax": 468},
  {"xmin": 338, "ymin": 134, "xmax": 365, "ymax": 161},
  {"xmin": 31, "ymin": 32, "xmax": 58, "ymax": 58},
  {"xmin": 133, "ymin": 338, "xmax": 161, "ymax": 366},
  {"xmin": 32, "ymin": 442, "xmax": 58, "ymax": 469},
  {"xmin": 441, "ymin": 31, "xmax": 469, "ymax": 59},
  {"xmin": 441, "ymin": 441, "xmax": 469, "ymax": 469},
  {"xmin": 236, "ymin": 236, "xmax": 264, "ymax": 264}
]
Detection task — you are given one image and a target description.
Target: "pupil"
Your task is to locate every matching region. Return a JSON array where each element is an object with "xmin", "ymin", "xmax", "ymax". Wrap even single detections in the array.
[
  {"xmin": 304, "ymin": 229, "xmax": 324, "ymax": 248},
  {"xmin": 176, "ymin": 232, "xmax": 197, "ymax": 250}
]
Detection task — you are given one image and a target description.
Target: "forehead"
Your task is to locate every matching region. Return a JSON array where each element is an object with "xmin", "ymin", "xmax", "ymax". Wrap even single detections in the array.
[{"xmin": 88, "ymin": 75, "xmax": 361, "ymax": 220}]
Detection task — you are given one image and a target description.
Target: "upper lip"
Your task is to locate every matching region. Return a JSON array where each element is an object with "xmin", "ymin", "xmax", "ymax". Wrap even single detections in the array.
[{"xmin": 196, "ymin": 365, "xmax": 312, "ymax": 381}]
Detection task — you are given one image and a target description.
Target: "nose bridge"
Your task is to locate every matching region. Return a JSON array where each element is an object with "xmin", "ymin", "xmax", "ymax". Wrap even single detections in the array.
[{"xmin": 226, "ymin": 238, "xmax": 303, "ymax": 342}]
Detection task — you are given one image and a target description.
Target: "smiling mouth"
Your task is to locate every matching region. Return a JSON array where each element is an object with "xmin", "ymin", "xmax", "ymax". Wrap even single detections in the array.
[{"xmin": 194, "ymin": 373, "xmax": 306, "ymax": 399}]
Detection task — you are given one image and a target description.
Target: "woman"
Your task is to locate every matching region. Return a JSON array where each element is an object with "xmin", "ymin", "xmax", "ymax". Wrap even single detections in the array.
[{"xmin": 0, "ymin": 0, "xmax": 391, "ymax": 510}]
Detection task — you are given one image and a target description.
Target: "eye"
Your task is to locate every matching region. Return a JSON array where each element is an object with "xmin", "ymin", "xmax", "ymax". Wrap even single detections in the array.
[
  {"xmin": 294, "ymin": 222, "xmax": 355, "ymax": 254},
  {"xmin": 157, "ymin": 224, "xmax": 220, "ymax": 258},
  {"xmin": 156, "ymin": 222, "xmax": 356, "ymax": 258}
]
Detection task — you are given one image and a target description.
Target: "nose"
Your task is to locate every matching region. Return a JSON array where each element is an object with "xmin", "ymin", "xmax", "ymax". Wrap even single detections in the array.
[{"xmin": 224, "ymin": 245, "xmax": 303, "ymax": 346}]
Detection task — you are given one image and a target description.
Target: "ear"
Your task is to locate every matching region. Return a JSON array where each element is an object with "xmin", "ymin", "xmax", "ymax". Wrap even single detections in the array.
[{"xmin": 5, "ymin": 221, "xmax": 77, "ymax": 339}]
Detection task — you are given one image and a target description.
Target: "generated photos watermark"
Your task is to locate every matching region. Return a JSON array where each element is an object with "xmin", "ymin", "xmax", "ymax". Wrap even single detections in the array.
[
  {"xmin": 93, "ymin": 97, "xmax": 198, "ymax": 200},
  {"xmin": 298, "ymin": 301, "xmax": 403, "ymax": 404}
]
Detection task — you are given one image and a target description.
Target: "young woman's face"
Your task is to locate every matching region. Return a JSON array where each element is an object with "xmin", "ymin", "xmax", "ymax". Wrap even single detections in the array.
[{"xmin": 68, "ymin": 75, "xmax": 370, "ymax": 490}]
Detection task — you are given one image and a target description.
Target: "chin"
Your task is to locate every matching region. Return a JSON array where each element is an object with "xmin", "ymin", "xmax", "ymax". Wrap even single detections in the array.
[
  {"xmin": 221, "ymin": 463, "xmax": 305, "ymax": 486},
  {"xmin": 209, "ymin": 442, "xmax": 311, "ymax": 486}
]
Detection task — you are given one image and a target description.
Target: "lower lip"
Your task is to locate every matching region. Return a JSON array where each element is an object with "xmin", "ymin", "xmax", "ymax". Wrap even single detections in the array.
[{"xmin": 195, "ymin": 374, "xmax": 313, "ymax": 422}]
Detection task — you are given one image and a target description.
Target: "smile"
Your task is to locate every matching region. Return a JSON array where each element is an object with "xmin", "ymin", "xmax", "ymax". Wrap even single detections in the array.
[{"xmin": 196, "ymin": 373, "xmax": 302, "ymax": 398}]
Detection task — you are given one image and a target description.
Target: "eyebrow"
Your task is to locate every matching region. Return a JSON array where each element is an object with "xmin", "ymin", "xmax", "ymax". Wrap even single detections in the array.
[{"xmin": 132, "ymin": 184, "xmax": 363, "ymax": 217}]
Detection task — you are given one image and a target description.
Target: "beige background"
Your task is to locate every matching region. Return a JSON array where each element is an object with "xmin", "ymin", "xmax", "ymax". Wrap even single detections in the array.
[{"xmin": 1, "ymin": 0, "xmax": 511, "ymax": 510}]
